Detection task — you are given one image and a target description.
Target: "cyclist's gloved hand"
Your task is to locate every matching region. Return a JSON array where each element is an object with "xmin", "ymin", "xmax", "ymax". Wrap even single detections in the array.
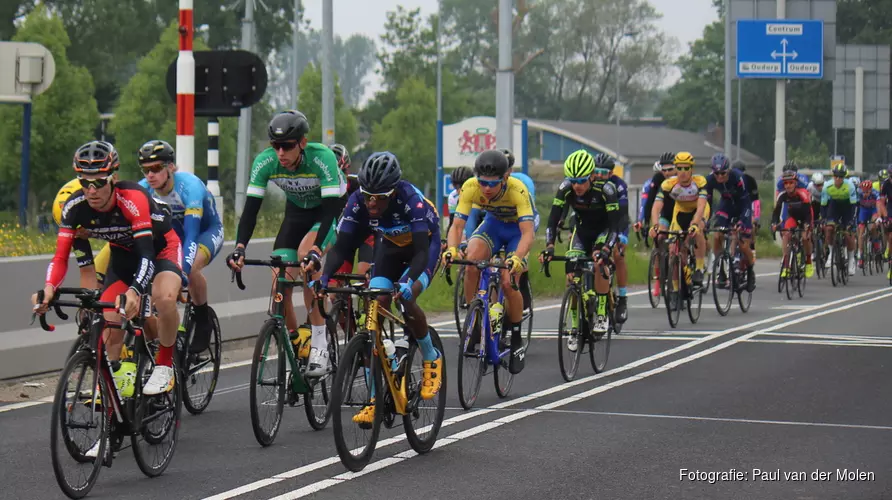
[
  {"xmin": 398, "ymin": 278, "xmax": 414, "ymax": 301},
  {"xmin": 227, "ymin": 246, "xmax": 245, "ymax": 270},
  {"xmin": 688, "ymin": 224, "xmax": 700, "ymax": 236},
  {"xmin": 539, "ymin": 246, "xmax": 554, "ymax": 264},
  {"xmin": 505, "ymin": 255, "xmax": 524, "ymax": 274},
  {"xmin": 302, "ymin": 249, "xmax": 322, "ymax": 273},
  {"xmin": 596, "ymin": 246, "xmax": 612, "ymax": 265},
  {"xmin": 442, "ymin": 246, "xmax": 458, "ymax": 266}
]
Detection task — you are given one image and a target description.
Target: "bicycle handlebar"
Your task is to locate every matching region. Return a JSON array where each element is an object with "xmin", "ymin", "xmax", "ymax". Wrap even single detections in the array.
[
  {"xmin": 441, "ymin": 257, "xmax": 518, "ymax": 289},
  {"xmin": 33, "ymin": 288, "xmax": 121, "ymax": 332},
  {"xmin": 230, "ymin": 256, "xmax": 306, "ymax": 291}
]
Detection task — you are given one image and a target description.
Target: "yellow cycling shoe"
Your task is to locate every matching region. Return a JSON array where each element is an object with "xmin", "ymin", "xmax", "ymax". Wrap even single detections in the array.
[
  {"xmin": 353, "ymin": 399, "xmax": 376, "ymax": 429},
  {"xmin": 805, "ymin": 263, "xmax": 814, "ymax": 278},
  {"xmin": 421, "ymin": 357, "xmax": 443, "ymax": 400}
]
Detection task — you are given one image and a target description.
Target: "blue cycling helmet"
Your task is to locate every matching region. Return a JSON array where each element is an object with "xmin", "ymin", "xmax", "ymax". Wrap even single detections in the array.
[{"xmin": 710, "ymin": 153, "xmax": 731, "ymax": 173}]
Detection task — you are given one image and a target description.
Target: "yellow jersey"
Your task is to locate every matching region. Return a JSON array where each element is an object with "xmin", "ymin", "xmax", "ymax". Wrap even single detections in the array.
[
  {"xmin": 51, "ymin": 178, "xmax": 110, "ymax": 277},
  {"xmin": 657, "ymin": 176, "xmax": 708, "ymax": 213},
  {"xmin": 454, "ymin": 176, "xmax": 535, "ymax": 223},
  {"xmin": 52, "ymin": 179, "xmax": 82, "ymax": 226}
]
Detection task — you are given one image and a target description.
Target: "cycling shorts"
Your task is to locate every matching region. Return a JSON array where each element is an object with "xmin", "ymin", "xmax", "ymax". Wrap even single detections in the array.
[
  {"xmin": 858, "ymin": 206, "xmax": 878, "ymax": 225},
  {"xmin": 369, "ymin": 235, "xmax": 441, "ymax": 295},
  {"xmin": 714, "ymin": 199, "xmax": 752, "ymax": 235},
  {"xmin": 100, "ymin": 230, "xmax": 182, "ymax": 313},
  {"xmin": 470, "ymin": 213, "xmax": 539, "ymax": 256},
  {"xmin": 669, "ymin": 204, "xmax": 710, "ymax": 233},
  {"xmin": 274, "ymin": 202, "xmax": 337, "ymax": 253},
  {"xmin": 195, "ymin": 222, "xmax": 225, "ymax": 264},
  {"xmin": 565, "ymin": 225, "xmax": 610, "ymax": 275}
]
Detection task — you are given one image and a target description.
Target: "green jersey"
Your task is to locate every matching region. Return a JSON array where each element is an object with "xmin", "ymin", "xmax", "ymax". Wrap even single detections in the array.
[{"xmin": 247, "ymin": 143, "xmax": 346, "ymax": 209}]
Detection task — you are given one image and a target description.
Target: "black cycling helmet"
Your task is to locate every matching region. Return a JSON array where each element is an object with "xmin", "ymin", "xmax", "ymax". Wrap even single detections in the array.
[
  {"xmin": 330, "ymin": 143, "xmax": 350, "ymax": 171},
  {"xmin": 474, "ymin": 149, "xmax": 509, "ymax": 177},
  {"xmin": 73, "ymin": 141, "xmax": 120, "ymax": 174},
  {"xmin": 784, "ymin": 160, "xmax": 798, "ymax": 172},
  {"xmin": 451, "ymin": 166, "xmax": 474, "ymax": 189},
  {"xmin": 268, "ymin": 110, "xmax": 309, "ymax": 142},
  {"xmin": 358, "ymin": 151, "xmax": 401, "ymax": 193},
  {"xmin": 499, "ymin": 148, "xmax": 515, "ymax": 169},
  {"xmin": 659, "ymin": 151, "xmax": 675, "ymax": 165},
  {"xmin": 137, "ymin": 139, "xmax": 175, "ymax": 165},
  {"xmin": 594, "ymin": 153, "xmax": 615, "ymax": 170}
]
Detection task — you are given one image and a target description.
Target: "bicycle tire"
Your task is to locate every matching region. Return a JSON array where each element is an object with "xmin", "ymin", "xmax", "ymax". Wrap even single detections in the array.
[
  {"xmin": 493, "ymin": 339, "xmax": 514, "ymax": 399},
  {"xmin": 797, "ymin": 249, "xmax": 806, "ymax": 298},
  {"xmin": 665, "ymin": 253, "xmax": 682, "ymax": 328},
  {"xmin": 50, "ymin": 350, "xmax": 107, "ymax": 499},
  {"xmin": 404, "ymin": 327, "xmax": 447, "ymax": 454},
  {"xmin": 785, "ymin": 250, "xmax": 795, "ymax": 300},
  {"xmin": 590, "ymin": 320, "xmax": 612, "ymax": 373},
  {"xmin": 712, "ymin": 253, "xmax": 733, "ymax": 316},
  {"xmin": 647, "ymin": 249, "xmax": 661, "ymax": 308},
  {"xmin": 862, "ymin": 236, "xmax": 869, "ymax": 276},
  {"xmin": 183, "ymin": 307, "xmax": 222, "ymax": 415},
  {"xmin": 457, "ymin": 300, "xmax": 486, "ymax": 410},
  {"xmin": 131, "ymin": 353, "xmax": 182, "ymax": 478},
  {"xmin": 778, "ymin": 257, "xmax": 786, "ymax": 293},
  {"xmin": 840, "ymin": 239, "xmax": 850, "ymax": 285},
  {"xmin": 249, "ymin": 320, "xmax": 287, "ymax": 447},
  {"xmin": 304, "ymin": 314, "xmax": 338, "ymax": 431},
  {"xmin": 557, "ymin": 286, "xmax": 584, "ymax": 382},
  {"xmin": 687, "ymin": 268, "xmax": 702, "ymax": 324},
  {"xmin": 332, "ymin": 333, "xmax": 381, "ymax": 472},
  {"xmin": 830, "ymin": 243, "xmax": 839, "ymax": 287},
  {"xmin": 452, "ymin": 265, "xmax": 466, "ymax": 333},
  {"xmin": 521, "ymin": 274, "xmax": 534, "ymax": 350}
]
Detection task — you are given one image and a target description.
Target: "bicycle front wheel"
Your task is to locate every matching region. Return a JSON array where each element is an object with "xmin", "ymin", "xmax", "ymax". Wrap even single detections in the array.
[
  {"xmin": 712, "ymin": 252, "xmax": 733, "ymax": 316},
  {"xmin": 590, "ymin": 320, "xmax": 612, "ymax": 373},
  {"xmin": 665, "ymin": 253, "xmax": 682, "ymax": 328},
  {"xmin": 404, "ymin": 328, "xmax": 447, "ymax": 454},
  {"xmin": 557, "ymin": 286, "xmax": 584, "ymax": 382},
  {"xmin": 132, "ymin": 354, "xmax": 182, "ymax": 478},
  {"xmin": 332, "ymin": 333, "xmax": 380, "ymax": 472},
  {"xmin": 183, "ymin": 307, "xmax": 222, "ymax": 415},
  {"xmin": 457, "ymin": 300, "xmax": 486, "ymax": 410},
  {"xmin": 249, "ymin": 320, "xmax": 287, "ymax": 447},
  {"xmin": 647, "ymin": 250, "xmax": 661, "ymax": 308},
  {"xmin": 305, "ymin": 312, "xmax": 340, "ymax": 431},
  {"xmin": 50, "ymin": 350, "xmax": 108, "ymax": 499}
]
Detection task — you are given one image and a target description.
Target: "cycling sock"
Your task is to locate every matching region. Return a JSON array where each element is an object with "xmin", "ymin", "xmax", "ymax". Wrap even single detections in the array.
[
  {"xmin": 695, "ymin": 257, "xmax": 705, "ymax": 270},
  {"xmin": 311, "ymin": 324, "xmax": 327, "ymax": 352},
  {"xmin": 156, "ymin": 343, "xmax": 174, "ymax": 367},
  {"xmin": 416, "ymin": 333, "xmax": 439, "ymax": 361},
  {"xmin": 618, "ymin": 287, "xmax": 627, "ymax": 297},
  {"xmin": 364, "ymin": 367, "xmax": 375, "ymax": 397},
  {"xmin": 597, "ymin": 294, "xmax": 607, "ymax": 316},
  {"xmin": 192, "ymin": 302, "xmax": 209, "ymax": 323}
]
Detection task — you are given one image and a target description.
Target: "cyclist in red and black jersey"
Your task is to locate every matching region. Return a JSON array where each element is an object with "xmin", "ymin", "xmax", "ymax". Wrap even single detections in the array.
[{"xmin": 33, "ymin": 141, "xmax": 184, "ymax": 396}]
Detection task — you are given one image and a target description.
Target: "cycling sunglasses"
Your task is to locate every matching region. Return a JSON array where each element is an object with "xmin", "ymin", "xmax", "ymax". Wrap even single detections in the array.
[
  {"xmin": 270, "ymin": 141, "xmax": 299, "ymax": 152},
  {"xmin": 78, "ymin": 174, "xmax": 114, "ymax": 190},
  {"xmin": 675, "ymin": 165, "xmax": 693, "ymax": 171},
  {"xmin": 593, "ymin": 168, "xmax": 611, "ymax": 176},
  {"xmin": 713, "ymin": 169, "xmax": 730, "ymax": 176},
  {"xmin": 360, "ymin": 187, "xmax": 394, "ymax": 202},
  {"xmin": 783, "ymin": 180, "xmax": 797, "ymax": 186},
  {"xmin": 140, "ymin": 163, "xmax": 167, "ymax": 175},
  {"xmin": 567, "ymin": 177, "xmax": 589, "ymax": 185},
  {"xmin": 476, "ymin": 177, "xmax": 502, "ymax": 188}
]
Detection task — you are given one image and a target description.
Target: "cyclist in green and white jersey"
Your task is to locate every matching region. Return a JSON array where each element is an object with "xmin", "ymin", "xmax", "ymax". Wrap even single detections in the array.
[{"xmin": 227, "ymin": 110, "xmax": 346, "ymax": 376}]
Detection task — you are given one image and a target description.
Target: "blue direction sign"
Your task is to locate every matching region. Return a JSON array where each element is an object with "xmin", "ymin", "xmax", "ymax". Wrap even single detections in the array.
[{"xmin": 736, "ymin": 19, "xmax": 824, "ymax": 79}]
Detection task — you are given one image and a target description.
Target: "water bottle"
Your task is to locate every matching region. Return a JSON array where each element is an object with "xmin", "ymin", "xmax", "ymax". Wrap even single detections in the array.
[
  {"xmin": 489, "ymin": 303, "xmax": 504, "ymax": 332},
  {"xmin": 393, "ymin": 337, "xmax": 409, "ymax": 373},
  {"xmin": 382, "ymin": 339, "xmax": 396, "ymax": 369}
]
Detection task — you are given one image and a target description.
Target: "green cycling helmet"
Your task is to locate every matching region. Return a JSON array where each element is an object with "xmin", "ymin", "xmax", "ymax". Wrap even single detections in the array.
[{"xmin": 564, "ymin": 150, "xmax": 595, "ymax": 178}]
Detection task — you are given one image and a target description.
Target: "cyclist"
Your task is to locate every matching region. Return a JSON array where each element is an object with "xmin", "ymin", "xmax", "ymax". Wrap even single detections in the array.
[
  {"xmin": 595, "ymin": 153, "xmax": 630, "ymax": 321},
  {"xmin": 877, "ymin": 171, "xmax": 892, "ymax": 275},
  {"xmin": 770, "ymin": 170, "xmax": 814, "ymax": 278},
  {"xmin": 443, "ymin": 149, "xmax": 536, "ymax": 375},
  {"xmin": 649, "ymin": 152, "xmax": 710, "ymax": 288},
  {"xmin": 228, "ymin": 110, "xmax": 346, "ymax": 377},
  {"xmin": 316, "ymin": 152, "xmax": 442, "ymax": 423},
  {"xmin": 52, "ymin": 178, "xmax": 114, "ymax": 289},
  {"xmin": 855, "ymin": 179, "xmax": 881, "ymax": 269},
  {"xmin": 822, "ymin": 164, "xmax": 858, "ymax": 276},
  {"xmin": 137, "ymin": 139, "xmax": 223, "ymax": 351},
  {"xmin": 33, "ymin": 141, "xmax": 183, "ymax": 397},
  {"xmin": 705, "ymin": 153, "xmax": 755, "ymax": 290},
  {"xmin": 446, "ymin": 166, "xmax": 474, "ymax": 235},
  {"xmin": 636, "ymin": 162, "xmax": 662, "ymax": 232},
  {"xmin": 807, "ymin": 172, "xmax": 825, "ymax": 223},
  {"xmin": 329, "ymin": 142, "xmax": 373, "ymax": 282},
  {"xmin": 636, "ymin": 152, "xmax": 677, "ymax": 238},
  {"xmin": 873, "ymin": 168, "xmax": 888, "ymax": 192},
  {"xmin": 540, "ymin": 149, "xmax": 622, "ymax": 339}
]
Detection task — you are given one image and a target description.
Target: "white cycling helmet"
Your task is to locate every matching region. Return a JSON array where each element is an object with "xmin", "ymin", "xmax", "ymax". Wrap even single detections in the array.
[
  {"xmin": 653, "ymin": 161, "xmax": 662, "ymax": 173},
  {"xmin": 811, "ymin": 172, "xmax": 824, "ymax": 185}
]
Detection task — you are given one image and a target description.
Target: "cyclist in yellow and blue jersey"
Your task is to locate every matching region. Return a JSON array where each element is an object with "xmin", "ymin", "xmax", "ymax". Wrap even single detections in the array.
[
  {"xmin": 443, "ymin": 149, "xmax": 536, "ymax": 375},
  {"xmin": 649, "ymin": 151, "xmax": 710, "ymax": 287}
]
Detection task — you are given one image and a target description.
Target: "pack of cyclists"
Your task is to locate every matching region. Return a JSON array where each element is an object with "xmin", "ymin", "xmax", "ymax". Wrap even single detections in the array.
[{"xmin": 31, "ymin": 107, "xmax": 892, "ymax": 491}]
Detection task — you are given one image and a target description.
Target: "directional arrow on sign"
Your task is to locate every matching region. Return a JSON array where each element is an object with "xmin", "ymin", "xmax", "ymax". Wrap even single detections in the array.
[{"xmin": 770, "ymin": 38, "xmax": 798, "ymax": 72}]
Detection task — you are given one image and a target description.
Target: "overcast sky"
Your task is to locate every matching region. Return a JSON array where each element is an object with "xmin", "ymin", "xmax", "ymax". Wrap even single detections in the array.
[{"xmin": 301, "ymin": 0, "xmax": 719, "ymax": 104}]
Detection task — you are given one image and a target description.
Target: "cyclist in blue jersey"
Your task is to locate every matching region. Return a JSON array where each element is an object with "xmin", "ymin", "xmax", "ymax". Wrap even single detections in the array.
[
  {"xmin": 705, "ymin": 153, "xmax": 757, "ymax": 286},
  {"xmin": 138, "ymin": 140, "xmax": 224, "ymax": 350},
  {"xmin": 315, "ymin": 152, "xmax": 442, "ymax": 424},
  {"xmin": 596, "ymin": 153, "xmax": 630, "ymax": 321}
]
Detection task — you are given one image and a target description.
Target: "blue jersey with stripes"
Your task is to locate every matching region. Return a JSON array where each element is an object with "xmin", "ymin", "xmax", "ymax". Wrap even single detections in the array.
[{"xmin": 338, "ymin": 180, "xmax": 439, "ymax": 247}]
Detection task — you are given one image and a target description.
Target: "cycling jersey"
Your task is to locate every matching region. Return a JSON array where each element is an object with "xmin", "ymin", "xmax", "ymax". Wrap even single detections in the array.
[
  {"xmin": 644, "ymin": 171, "xmax": 675, "ymax": 225},
  {"xmin": 511, "ymin": 172, "xmax": 536, "ymax": 197},
  {"xmin": 706, "ymin": 171, "xmax": 752, "ymax": 230},
  {"xmin": 639, "ymin": 178, "xmax": 654, "ymax": 222},
  {"xmin": 47, "ymin": 181, "xmax": 178, "ymax": 295},
  {"xmin": 546, "ymin": 179, "xmax": 621, "ymax": 246},
  {"xmin": 447, "ymin": 189, "xmax": 460, "ymax": 215},
  {"xmin": 772, "ymin": 188, "xmax": 812, "ymax": 229},
  {"xmin": 821, "ymin": 180, "xmax": 857, "ymax": 226},
  {"xmin": 807, "ymin": 182, "xmax": 824, "ymax": 220},
  {"xmin": 880, "ymin": 179, "xmax": 892, "ymax": 214},
  {"xmin": 139, "ymin": 171, "xmax": 223, "ymax": 275},
  {"xmin": 454, "ymin": 176, "xmax": 535, "ymax": 224},
  {"xmin": 52, "ymin": 179, "xmax": 97, "ymax": 268},
  {"xmin": 657, "ymin": 176, "xmax": 708, "ymax": 213},
  {"xmin": 857, "ymin": 187, "xmax": 880, "ymax": 224}
]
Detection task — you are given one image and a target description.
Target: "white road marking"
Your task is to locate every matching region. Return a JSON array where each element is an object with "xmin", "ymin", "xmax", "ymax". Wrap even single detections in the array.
[{"xmin": 199, "ymin": 286, "xmax": 890, "ymax": 500}]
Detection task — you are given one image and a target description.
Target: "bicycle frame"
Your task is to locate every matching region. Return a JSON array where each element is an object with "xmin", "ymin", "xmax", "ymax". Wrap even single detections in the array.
[{"xmin": 364, "ymin": 298, "xmax": 412, "ymax": 415}]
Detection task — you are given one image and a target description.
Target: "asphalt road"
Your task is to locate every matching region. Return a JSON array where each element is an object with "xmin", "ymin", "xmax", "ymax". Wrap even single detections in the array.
[
  {"xmin": 0, "ymin": 239, "xmax": 304, "ymax": 379},
  {"xmin": 2, "ymin": 259, "xmax": 892, "ymax": 499}
]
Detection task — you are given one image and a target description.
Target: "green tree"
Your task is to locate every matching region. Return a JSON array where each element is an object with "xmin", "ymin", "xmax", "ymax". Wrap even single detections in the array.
[
  {"xmin": 0, "ymin": 5, "xmax": 100, "ymax": 212},
  {"xmin": 110, "ymin": 22, "xmax": 239, "ymax": 206},
  {"xmin": 371, "ymin": 78, "xmax": 436, "ymax": 185},
  {"xmin": 296, "ymin": 63, "xmax": 358, "ymax": 151},
  {"xmin": 788, "ymin": 130, "xmax": 831, "ymax": 169}
]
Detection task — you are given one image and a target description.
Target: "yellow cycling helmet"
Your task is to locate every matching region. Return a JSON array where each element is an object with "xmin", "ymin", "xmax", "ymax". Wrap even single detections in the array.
[
  {"xmin": 673, "ymin": 151, "xmax": 695, "ymax": 166},
  {"xmin": 564, "ymin": 150, "xmax": 595, "ymax": 178},
  {"xmin": 52, "ymin": 178, "xmax": 82, "ymax": 226}
]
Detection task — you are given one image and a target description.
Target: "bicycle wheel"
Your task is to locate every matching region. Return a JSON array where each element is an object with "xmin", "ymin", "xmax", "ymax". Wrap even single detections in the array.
[
  {"xmin": 647, "ymin": 249, "xmax": 661, "ymax": 308},
  {"xmin": 50, "ymin": 350, "xmax": 108, "ymax": 499},
  {"xmin": 839, "ymin": 240, "xmax": 850, "ymax": 285},
  {"xmin": 590, "ymin": 307, "xmax": 612, "ymax": 373},
  {"xmin": 403, "ymin": 328, "xmax": 447, "ymax": 454},
  {"xmin": 493, "ymin": 336, "xmax": 514, "ymax": 399},
  {"xmin": 305, "ymin": 313, "xmax": 339, "ymax": 431},
  {"xmin": 249, "ymin": 320, "xmax": 287, "ymax": 447},
  {"xmin": 132, "ymin": 353, "xmax": 182, "ymax": 478},
  {"xmin": 712, "ymin": 252, "xmax": 733, "ymax": 316},
  {"xmin": 457, "ymin": 300, "xmax": 486, "ymax": 410},
  {"xmin": 830, "ymin": 243, "xmax": 840, "ymax": 287},
  {"xmin": 331, "ymin": 333, "xmax": 380, "ymax": 472},
  {"xmin": 687, "ymin": 272, "xmax": 703, "ymax": 324},
  {"xmin": 778, "ymin": 257, "xmax": 785, "ymax": 293},
  {"xmin": 797, "ymin": 250, "xmax": 806, "ymax": 298},
  {"xmin": 452, "ymin": 265, "xmax": 467, "ymax": 333},
  {"xmin": 813, "ymin": 235, "xmax": 825, "ymax": 279},
  {"xmin": 521, "ymin": 273, "xmax": 534, "ymax": 350},
  {"xmin": 183, "ymin": 307, "xmax": 222, "ymax": 415},
  {"xmin": 737, "ymin": 268, "xmax": 753, "ymax": 313},
  {"xmin": 557, "ymin": 286, "xmax": 584, "ymax": 382},
  {"xmin": 665, "ymin": 253, "xmax": 682, "ymax": 328},
  {"xmin": 785, "ymin": 251, "xmax": 795, "ymax": 300},
  {"xmin": 861, "ymin": 235, "xmax": 870, "ymax": 276}
]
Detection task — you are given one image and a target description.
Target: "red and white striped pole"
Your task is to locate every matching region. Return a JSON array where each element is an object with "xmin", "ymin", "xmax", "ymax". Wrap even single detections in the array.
[{"xmin": 176, "ymin": 0, "xmax": 195, "ymax": 174}]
